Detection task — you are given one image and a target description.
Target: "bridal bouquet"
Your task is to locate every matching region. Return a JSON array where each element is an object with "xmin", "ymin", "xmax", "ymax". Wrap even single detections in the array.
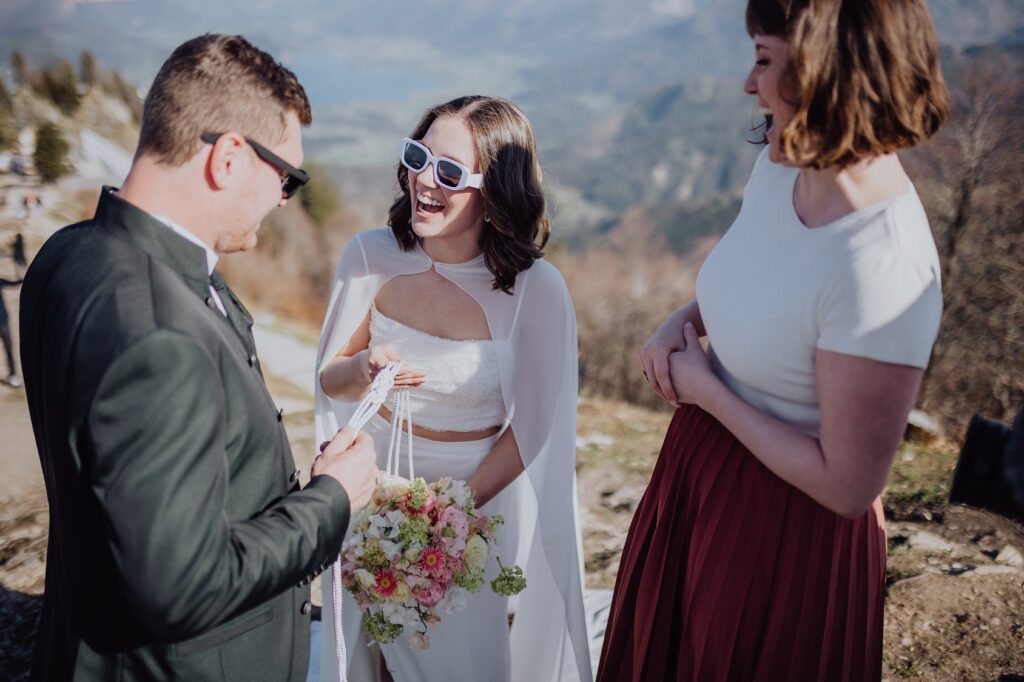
[{"xmin": 339, "ymin": 475, "xmax": 527, "ymax": 650}]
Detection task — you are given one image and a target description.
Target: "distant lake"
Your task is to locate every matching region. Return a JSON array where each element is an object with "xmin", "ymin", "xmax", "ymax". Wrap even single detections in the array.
[{"xmin": 287, "ymin": 54, "xmax": 438, "ymax": 106}]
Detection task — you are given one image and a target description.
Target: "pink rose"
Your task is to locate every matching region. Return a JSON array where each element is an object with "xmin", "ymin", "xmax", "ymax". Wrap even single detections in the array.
[
  {"xmin": 434, "ymin": 506, "xmax": 469, "ymax": 541},
  {"xmin": 413, "ymin": 581, "xmax": 444, "ymax": 608}
]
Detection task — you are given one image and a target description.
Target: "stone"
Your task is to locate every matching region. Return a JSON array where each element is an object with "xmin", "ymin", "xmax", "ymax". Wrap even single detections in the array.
[
  {"xmin": 965, "ymin": 565, "xmax": 1024, "ymax": 577},
  {"xmin": 600, "ymin": 487, "xmax": 642, "ymax": 513},
  {"xmin": 909, "ymin": 531, "xmax": 954, "ymax": 554},
  {"xmin": 995, "ymin": 545, "xmax": 1023, "ymax": 567}
]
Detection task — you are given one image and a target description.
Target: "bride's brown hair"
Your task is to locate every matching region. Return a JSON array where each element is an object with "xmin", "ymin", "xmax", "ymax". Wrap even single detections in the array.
[{"xmin": 388, "ymin": 96, "xmax": 549, "ymax": 294}]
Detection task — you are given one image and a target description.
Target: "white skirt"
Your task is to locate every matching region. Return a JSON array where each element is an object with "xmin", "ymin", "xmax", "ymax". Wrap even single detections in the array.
[{"xmin": 320, "ymin": 413, "xmax": 525, "ymax": 682}]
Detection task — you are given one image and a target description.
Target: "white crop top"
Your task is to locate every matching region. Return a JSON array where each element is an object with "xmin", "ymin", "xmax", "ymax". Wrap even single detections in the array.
[
  {"xmin": 696, "ymin": 148, "xmax": 942, "ymax": 436},
  {"xmin": 369, "ymin": 305, "xmax": 507, "ymax": 432}
]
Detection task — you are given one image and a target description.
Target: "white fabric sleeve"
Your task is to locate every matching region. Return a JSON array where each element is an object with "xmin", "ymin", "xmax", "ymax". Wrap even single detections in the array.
[
  {"xmin": 816, "ymin": 248, "xmax": 942, "ymax": 368},
  {"xmin": 505, "ymin": 261, "xmax": 592, "ymax": 680}
]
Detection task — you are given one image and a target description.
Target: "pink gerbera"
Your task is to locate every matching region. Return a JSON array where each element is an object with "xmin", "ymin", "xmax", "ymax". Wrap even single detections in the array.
[
  {"xmin": 373, "ymin": 570, "xmax": 398, "ymax": 599},
  {"xmin": 418, "ymin": 547, "xmax": 449, "ymax": 581}
]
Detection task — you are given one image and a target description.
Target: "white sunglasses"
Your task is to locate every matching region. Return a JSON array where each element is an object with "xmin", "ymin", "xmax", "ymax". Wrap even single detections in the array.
[{"xmin": 399, "ymin": 137, "xmax": 483, "ymax": 191}]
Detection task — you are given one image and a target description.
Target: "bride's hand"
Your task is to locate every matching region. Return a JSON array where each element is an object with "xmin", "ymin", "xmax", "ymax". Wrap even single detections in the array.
[{"xmin": 361, "ymin": 344, "xmax": 427, "ymax": 387}]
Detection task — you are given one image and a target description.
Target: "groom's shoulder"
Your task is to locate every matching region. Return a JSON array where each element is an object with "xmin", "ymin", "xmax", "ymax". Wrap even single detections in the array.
[{"xmin": 34, "ymin": 219, "xmax": 209, "ymax": 350}]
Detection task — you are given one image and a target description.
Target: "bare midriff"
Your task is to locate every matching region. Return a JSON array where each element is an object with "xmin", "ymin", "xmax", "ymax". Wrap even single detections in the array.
[{"xmin": 377, "ymin": 405, "xmax": 501, "ymax": 442}]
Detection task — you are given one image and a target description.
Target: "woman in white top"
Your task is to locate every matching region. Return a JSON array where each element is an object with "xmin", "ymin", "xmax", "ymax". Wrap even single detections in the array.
[
  {"xmin": 315, "ymin": 96, "xmax": 591, "ymax": 682},
  {"xmin": 598, "ymin": 1, "xmax": 949, "ymax": 680}
]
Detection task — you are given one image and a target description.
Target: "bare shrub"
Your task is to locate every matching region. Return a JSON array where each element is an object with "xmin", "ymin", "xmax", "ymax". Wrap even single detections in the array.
[
  {"xmin": 905, "ymin": 47, "xmax": 1024, "ymax": 436},
  {"xmin": 556, "ymin": 207, "xmax": 715, "ymax": 410}
]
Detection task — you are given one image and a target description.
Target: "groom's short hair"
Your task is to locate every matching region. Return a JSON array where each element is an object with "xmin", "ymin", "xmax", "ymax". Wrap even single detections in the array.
[{"xmin": 135, "ymin": 34, "xmax": 312, "ymax": 167}]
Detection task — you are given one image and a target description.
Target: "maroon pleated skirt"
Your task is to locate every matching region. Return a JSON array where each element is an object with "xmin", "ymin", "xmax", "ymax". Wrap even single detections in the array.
[{"xmin": 597, "ymin": 405, "xmax": 886, "ymax": 682}]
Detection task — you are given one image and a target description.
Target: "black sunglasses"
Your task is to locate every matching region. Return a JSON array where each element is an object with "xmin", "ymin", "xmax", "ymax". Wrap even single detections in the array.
[{"xmin": 200, "ymin": 132, "xmax": 310, "ymax": 198}]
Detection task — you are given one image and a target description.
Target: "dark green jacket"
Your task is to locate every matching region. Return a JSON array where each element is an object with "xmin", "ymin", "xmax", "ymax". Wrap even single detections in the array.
[{"xmin": 20, "ymin": 189, "xmax": 348, "ymax": 681}]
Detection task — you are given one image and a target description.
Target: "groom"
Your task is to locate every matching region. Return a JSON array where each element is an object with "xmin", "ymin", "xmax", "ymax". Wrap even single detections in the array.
[{"xmin": 19, "ymin": 34, "xmax": 377, "ymax": 681}]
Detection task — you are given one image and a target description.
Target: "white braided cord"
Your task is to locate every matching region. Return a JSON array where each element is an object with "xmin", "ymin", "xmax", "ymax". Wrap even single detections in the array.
[{"xmin": 331, "ymin": 361, "xmax": 415, "ymax": 682}]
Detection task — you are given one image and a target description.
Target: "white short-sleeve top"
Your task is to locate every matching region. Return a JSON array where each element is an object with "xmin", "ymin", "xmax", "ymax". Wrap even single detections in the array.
[{"xmin": 696, "ymin": 148, "xmax": 943, "ymax": 436}]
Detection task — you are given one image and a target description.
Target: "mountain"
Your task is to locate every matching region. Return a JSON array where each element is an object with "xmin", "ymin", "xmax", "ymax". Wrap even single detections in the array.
[{"xmin": 4, "ymin": 0, "xmax": 1021, "ymax": 250}]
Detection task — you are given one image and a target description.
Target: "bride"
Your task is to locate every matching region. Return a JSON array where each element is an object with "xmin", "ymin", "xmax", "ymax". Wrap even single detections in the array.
[{"xmin": 314, "ymin": 95, "xmax": 591, "ymax": 681}]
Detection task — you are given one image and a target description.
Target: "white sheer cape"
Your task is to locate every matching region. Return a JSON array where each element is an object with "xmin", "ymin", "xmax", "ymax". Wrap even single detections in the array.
[{"xmin": 314, "ymin": 228, "xmax": 592, "ymax": 681}]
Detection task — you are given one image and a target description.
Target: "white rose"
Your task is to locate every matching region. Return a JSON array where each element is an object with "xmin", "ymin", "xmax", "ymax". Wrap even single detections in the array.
[
  {"xmin": 464, "ymin": 535, "xmax": 489, "ymax": 571},
  {"xmin": 377, "ymin": 475, "xmax": 412, "ymax": 501},
  {"xmin": 354, "ymin": 569, "xmax": 376, "ymax": 590}
]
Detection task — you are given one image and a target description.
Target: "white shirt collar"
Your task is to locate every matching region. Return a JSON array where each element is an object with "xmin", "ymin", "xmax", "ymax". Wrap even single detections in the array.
[{"xmin": 151, "ymin": 213, "xmax": 219, "ymax": 276}]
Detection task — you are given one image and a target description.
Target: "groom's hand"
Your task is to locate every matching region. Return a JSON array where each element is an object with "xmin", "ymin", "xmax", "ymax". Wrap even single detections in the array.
[{"xmin": 313, "ymin": 427, "xmax": 378, "ymax": 509}]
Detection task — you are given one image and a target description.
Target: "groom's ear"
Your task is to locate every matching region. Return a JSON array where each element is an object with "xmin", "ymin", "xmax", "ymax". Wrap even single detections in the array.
[{"xmin": 204, "ymin": 132, "xmax": 248, "ymax": 192}]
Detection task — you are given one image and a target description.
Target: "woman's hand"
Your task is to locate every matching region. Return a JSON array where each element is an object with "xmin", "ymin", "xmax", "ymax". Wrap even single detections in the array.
[
  {"xmin": 667, "ymin": 323, "xmax": 720, "ymax": 407},
  {"xmin": 640, "ymin": 315, "xmax": 687, "ymax": 406},
  {"xmin": 361, "ymin": 344, "xmax": 427, "ymax": 387}
]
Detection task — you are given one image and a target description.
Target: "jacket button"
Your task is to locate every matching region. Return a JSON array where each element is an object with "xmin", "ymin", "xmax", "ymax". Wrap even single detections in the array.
[
  {"xmin": 289, "ymin": 469, "xmax": 301, "ymax": 483},
  {"xmin": 248, "ymin": 353, "xmax": 257, "ymax": 367},
  {"xmin": 301, "ymin": 601, "xmax": 313, "ymax": 615},
  {"xmin": 277, "ymin": 408, "xmax": 284, "ymax": 422},
  {"xmin": 205, "ymin": 296, "xmax": 215, "ymax": 309}
]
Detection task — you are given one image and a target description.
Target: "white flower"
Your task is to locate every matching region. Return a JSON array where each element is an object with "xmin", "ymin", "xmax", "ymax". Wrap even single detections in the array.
[
  {"xmin": 384, "ymin": 510, "xmax": 407, "ymax": 539},
  {"xmin": 449, "ymin": 481, "xmax": 470, "ymax": 509},
  {"xmin": 354, "ymin": 569, "xmax": 376, "ymax": 590},
  {"xmin": 382, "ymin": 601, "xmax": 421, "ymax": 627},
  {"xmin": 464, "ymin": 535, "xmax": 489, "ymax": 571},
  {"xmin": 351, "ymin": 506, "xmax": 372, "ymax": 532},
  {"xmin": 343, "ymin": 530, "xmax": 365, "ymax": 551},
  {"xmin": 377, "ymin": 475, "xmax": 412, "ymax": 501},
  {"xmin": 441, "ymin": 587, "xmax": 468, "ymax": 614},
  {"xmin": 379, "ymin": 539, "xmax": 403, "ymax": 561}
]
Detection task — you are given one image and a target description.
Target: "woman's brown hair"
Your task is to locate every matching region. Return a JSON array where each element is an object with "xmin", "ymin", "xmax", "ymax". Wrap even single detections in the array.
[
  {"xmin": 746, "ymin": 0, "xmax": 950, "ymax": 168},
  {"xmin": 387, "ymin": 96, "xmax": 549, "ymax": 294}
]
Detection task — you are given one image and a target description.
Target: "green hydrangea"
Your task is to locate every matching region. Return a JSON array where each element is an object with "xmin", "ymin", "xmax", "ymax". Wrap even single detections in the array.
[
  {"xmin": 487, "ymin": 515, "xmax": 505, "ymax": 536},
  {"xmin": 362, "ymin": 538, "xmax": 389, "ymax": 572},
  {"xmin": 398, "ymin": 516, "xmax": 429, "ymax": 546},
  {"xmin": 462, "ymin": 489, "xmax": 477, "ymax": 515},
  {"xmin": 362, "ymin": 610, "xmax": 403, "ymax": 644},
  {"xmin": 491, "ymin": 563, "xmax": 527, "ymax": 596},
  {"xmin": 407, "ymin": 479, "xmax": 431, "ymax": 511},
  {"xmin": 454, "ymin": 566, "xmax": 486, "ymax": 592}
]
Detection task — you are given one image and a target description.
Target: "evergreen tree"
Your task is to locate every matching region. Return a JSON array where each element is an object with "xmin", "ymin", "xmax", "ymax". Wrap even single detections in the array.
[
  {"xmin": 79, "ymin": 50, "xmax": 97, "ymax": 87},
  {"xmin": 0, "ymin": 77, "xmax": 12, "ymax": 112},
  {"xmin": 0, "ymin": 79, "xmax": 16, "ymax": 153},
  {"xmin": 0, "ymin": 108, "xmax": 17, "ymax": 153},
  {"xmin": 34, "ymin": 122, "xmax": 73, "ymax": 183},
  {"xmin": 34, "ymin": 61, "xmax": 81, "ymax": 116},
  {"xmin": 11, "ymin": 51, "xmax": 28, "ymax": 88}
]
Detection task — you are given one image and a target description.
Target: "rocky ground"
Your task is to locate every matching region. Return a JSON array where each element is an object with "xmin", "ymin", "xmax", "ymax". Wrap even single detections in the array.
[
  {"xmin": 575, "ymin": 398, "xmax": 1024, "ymax": 681},
  {"xmin": 1, "ymin": 182, "xmax": 1022, "ymax": 680}
]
